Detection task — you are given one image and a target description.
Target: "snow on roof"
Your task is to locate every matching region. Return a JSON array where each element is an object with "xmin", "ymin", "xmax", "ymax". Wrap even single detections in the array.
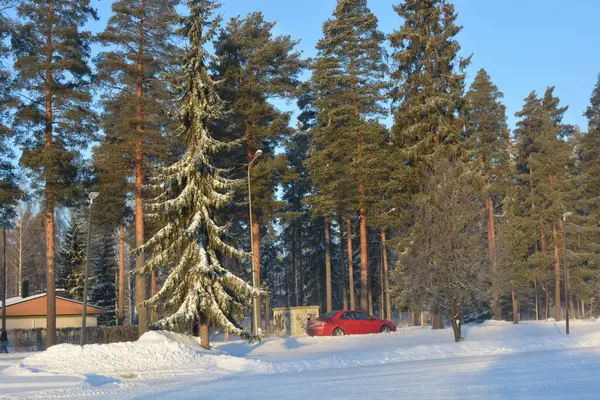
[{"xmin": 0, "ymin": 293, "xmax": 46, "ymax": 308}]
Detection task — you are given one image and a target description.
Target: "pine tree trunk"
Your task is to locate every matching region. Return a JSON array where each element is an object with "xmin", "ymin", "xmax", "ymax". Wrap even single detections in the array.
[
  {"xmin": 487, "ymin": 193, "xmax": 500, "ymax": 320},
  {"xmin": 324, "ymin": 219, "xmax": 332, "ymax": 313},
  {"xmin": 346, "ymin": 219, "xmax": 355, "ymax": 310},
  {"xmin": 44, "ymin": 2, "xmax": 56, "ymax": 348},
  {"xmin": 540, "ymin": 216, "xmax": 548, "ymax": 252},
  {"xmin": 298, "ymin": 224, "xmax": 304, "ymax": 305},
  {"xmin": 512, "ymin": 287, "xmax": 519, "ymax": 324},
  {"xmin": 339, "ymin": 219, "xmax": 348, "ymax": 310},
  {"xmin": 17, "ymin": 221, "xmax": 22, "ymax": 297},
  {"xmin": 367, "ymin": 266, "xmax": 373, "ymax": 316},
  {"xmin": 134, "ymin": 0, "xmax": 149, "ymax": 335},
  {"xmin": 545, "ymin": 287, "xmax": 549, "ymax": 320},
  {"xmin": 378, "ymin": 252, "xmax": 383, "ymax": 318},
  {"xmin": 135, "ymin": 129, "xmax": 147, "ymax": 332},
  {"xmin": 199, "ymin": 313, "xmax": 209, "ymax": 349},
  {"xmin": 451, "ymin": 299, "xmax": 462, "ymax": 342},
  {"xmin": 247, "ymin": 145, "xmax": 262, "ymax": 328},
  {"xmin": 359, "ymin": 207, "xmax": 368, "ymax": 312},
  {"xmin": 291, "ymin": 222, "xmax": 298, "ymax": 306},
  {"xmin": 381, "ymin": 232, "xmax": 391, "ymax": 321},
  {"xmin": 534, "ymin": 270, "xmax": 539, "ymax": 321},
  {"xmin": 552, "ymin": 221, "xmax": 561, "ymax": 321},
  {"xmin": 224, "ymin": 328, "xmax": 229, "ymax": 343},
  {"xmin": 118, "ymin": 224, "xmax": 125, "ymax": 325}
]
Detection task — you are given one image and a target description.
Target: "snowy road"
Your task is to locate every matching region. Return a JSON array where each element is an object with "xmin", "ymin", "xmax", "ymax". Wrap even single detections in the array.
[
  {"xmin": 150, "ymin": 347, "xmax": 600, "ymax": 400},
  {"xmin": 2, "ymin": 320, "xmax": 600, "ymax": 399}
]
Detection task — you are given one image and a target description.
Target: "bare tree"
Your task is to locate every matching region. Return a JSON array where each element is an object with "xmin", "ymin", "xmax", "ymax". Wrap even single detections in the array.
[
  {"xmin": 394, "ymin": 159, "xmax": 489, "ymax": 342},
  {"xmin": 7, "ymin": 203, "xmax": 44, "ymax": 296}
]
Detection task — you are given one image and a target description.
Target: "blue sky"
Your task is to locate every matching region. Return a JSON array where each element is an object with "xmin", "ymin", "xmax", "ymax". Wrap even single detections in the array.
[{"xmin": 89, "ymin": 0, "xmax": 599, "ymax": 131}]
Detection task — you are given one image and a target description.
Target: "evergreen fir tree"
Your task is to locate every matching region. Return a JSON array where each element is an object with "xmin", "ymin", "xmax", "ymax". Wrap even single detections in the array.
[
  {"xmin": 466, "ymin": 69, "xmax": 511, "ymax": 319},
  {"xmin": 0, "ymin": 2, "xmax": 22, "ymax": 226},
  {"xmin": 389, "ymin": 0, "xmax": 471, "ymax": 162},
  {"xmin": 58, "ymin": 214, "xmax": 86, "ymax": 302},
  {"xmin": 389, "ymin": 0, "xmax": 472, "ymax": 330},
  {"xmin": 12, "ymin": 0, "xmax": 98, "ymax": 346},
  {"xmin": 95, "ymin": 0, "xmax": 182, "ymax": 333},
  {"xmin": 308, "ymin": 0, "xmax": 389, "ymax": 312},
  {"xmin": 571, "ymin": 74, "xmax": 600, "ymax": 311},
  {"xmin": 91, "ymin": 231, "xmax": 118, "ymax": 325},
  {"xmin": 140, "ymin": 0, "xmax": 260, "ymax": 349}
]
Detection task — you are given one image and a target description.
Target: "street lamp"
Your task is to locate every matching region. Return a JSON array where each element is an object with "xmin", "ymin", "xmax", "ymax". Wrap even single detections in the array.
[
  {"xmin": 563, "ymin": 211, "xmax": 573, "ymax": 335},
  {"xmin": 248, "ymin": 150, "xmax": 263, "ymax": 336},
  {"xmin": 80, "ymin": 192, "xmax": 99, "ymax": 346}
]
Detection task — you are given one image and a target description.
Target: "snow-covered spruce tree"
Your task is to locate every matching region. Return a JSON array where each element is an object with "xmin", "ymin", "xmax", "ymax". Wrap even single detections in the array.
[{"xmin": 138, "ymin": 0, "xmax": 261, "ymax": 349}]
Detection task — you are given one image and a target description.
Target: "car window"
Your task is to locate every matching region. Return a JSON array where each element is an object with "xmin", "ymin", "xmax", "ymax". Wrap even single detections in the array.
[
  {"xmin": 353, "ymin": 312, "xmax": 372, "ymax": 320},
  {"xmin": 340, "ymin": 312, "xmax": 354, "ymax": 320},
  {"xmin": 320, "ymin": 311, "xmax": 339, "ymax": 320}
]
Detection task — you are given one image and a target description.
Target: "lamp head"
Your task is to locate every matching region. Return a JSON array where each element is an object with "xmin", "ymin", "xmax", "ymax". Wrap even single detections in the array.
[
  {"xmin": 562, "ymin": 211, "xmax": 573, "ymax": 221},
  {"xmin": 89, "ymin": 192, "xmax": 100, "ymax": 201},
  {"xmin": 255, "ymin": 149, "xmax": 263, "ymax": 158}
]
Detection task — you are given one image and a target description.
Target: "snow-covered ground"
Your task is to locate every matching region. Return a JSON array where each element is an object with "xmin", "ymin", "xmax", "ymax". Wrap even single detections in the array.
[{"xmin": 2, "ymin": 319, "xmax": 600, "ymax": 399}]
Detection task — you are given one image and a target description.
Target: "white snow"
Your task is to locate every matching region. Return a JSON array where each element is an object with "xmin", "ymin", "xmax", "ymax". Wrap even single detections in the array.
[
  {"xmin": 2, "ymin": 319, "xmax": 600, "ymax": 399},
  {"xmin": 5, "ymin": 331, "xmax": 258, "ymax": 378}
]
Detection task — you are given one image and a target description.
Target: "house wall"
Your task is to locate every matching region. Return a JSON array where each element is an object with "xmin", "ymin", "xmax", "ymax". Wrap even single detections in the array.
[
  {"xmin": 0, "ymin": 315, "xmax": 98, "ymax": 330},
  {"xmin": 3, "ymin": 296, "xmax": 105, "ymax": 317}
]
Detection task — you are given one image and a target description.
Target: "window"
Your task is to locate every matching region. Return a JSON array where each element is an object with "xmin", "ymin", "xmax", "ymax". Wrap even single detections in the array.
[
  {"xmin": 340, "ymin": 312, "xmax": 354, "ymax": 320},
  {"xmin": 353, "ymin": 312, "xmax": 372, "ymax": 320},
  {"xmin": 320, "ymin": 311, "xmax": 339, "ymax": 320}
]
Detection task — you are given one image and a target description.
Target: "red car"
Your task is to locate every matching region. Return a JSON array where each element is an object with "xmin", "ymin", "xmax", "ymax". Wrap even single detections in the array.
[{"xmin": 306, "ymin": 310, "xmax": 396, "ymax": 337}]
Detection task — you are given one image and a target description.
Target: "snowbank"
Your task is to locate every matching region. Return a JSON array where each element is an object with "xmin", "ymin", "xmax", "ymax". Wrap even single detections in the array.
[
  {"xmin": 6, "ymin": 331, "xmax": 262, "ymax": 378},
  {"xmin": 8, "ymin": 320, "xmax": 600, "ymax": 381}
]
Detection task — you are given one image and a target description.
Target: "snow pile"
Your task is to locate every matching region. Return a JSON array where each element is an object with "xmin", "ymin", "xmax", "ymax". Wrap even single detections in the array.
[
  {"xmin": 216, "ymin": 319, "xmax": 600, "ymax": 375},
  {"xmin": 7, "ymin": 331, "xmax": 262, "ymax": 378}
]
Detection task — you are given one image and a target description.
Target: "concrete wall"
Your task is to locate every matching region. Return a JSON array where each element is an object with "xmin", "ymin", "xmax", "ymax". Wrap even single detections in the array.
[
  {"xmin": 273, "ymin": 306, "xmax": 320, "ymax": 337},
  {"xmin": 0, "ymin": 315, "xmax": 98, "ymax": 330}
]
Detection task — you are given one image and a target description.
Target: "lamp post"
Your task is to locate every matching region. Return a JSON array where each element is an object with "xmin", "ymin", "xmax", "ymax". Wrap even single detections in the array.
[
  {"xmin": 80, "ymin": 192, "xmax": 99, "ymax": 346},
  {"xmin": 563, "ymin": 211, "xmax": 572, "ymax": 335},
  {"xmin": 248, "ymin": 150, "xmax": 263, "ymax": 336}
]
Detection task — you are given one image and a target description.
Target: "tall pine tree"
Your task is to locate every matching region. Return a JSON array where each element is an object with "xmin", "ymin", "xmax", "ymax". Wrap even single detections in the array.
[
  {"xmin": 466, "ymin": 69, "xmax": 510, "ymax": 319},
  {"xmin": 212, "ymin": 12, "xmax": 302, "ymax": 327},
  {"xmin": 308, "ymin": 0, "xmax": 389, "ymax": 312},
  {"xmin": 139, "ymin": 0, "xmax": 260, "ymax": 349},
  {"xmin": 95, "ymin": 0, "xmax": 182, "ymax": 334},
  {"xmin": 389, "ymin": 0, "xmax": 472, "ymax": 330},
  {"xmin": 573, "ymin": 74, "xmax": 600, "ymax": 312},
  {"xmin": 12, "ymin": 0, "xmax": 97, "ymax": 346}
]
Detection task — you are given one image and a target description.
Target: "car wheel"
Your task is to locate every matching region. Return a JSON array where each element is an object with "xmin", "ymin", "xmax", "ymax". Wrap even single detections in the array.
[
  {"xmin": 332, "ymin": 328, "xmax": 345, "ymax": 336},
  {"xmin": 380, "ymin": 325, "xmax": 392, "ymax": 333}
]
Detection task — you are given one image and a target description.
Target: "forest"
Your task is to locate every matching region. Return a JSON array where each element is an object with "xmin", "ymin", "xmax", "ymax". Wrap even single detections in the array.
[{"xmin": 0, "ymin": 0, "xmax": 599, "ymax": 346}]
